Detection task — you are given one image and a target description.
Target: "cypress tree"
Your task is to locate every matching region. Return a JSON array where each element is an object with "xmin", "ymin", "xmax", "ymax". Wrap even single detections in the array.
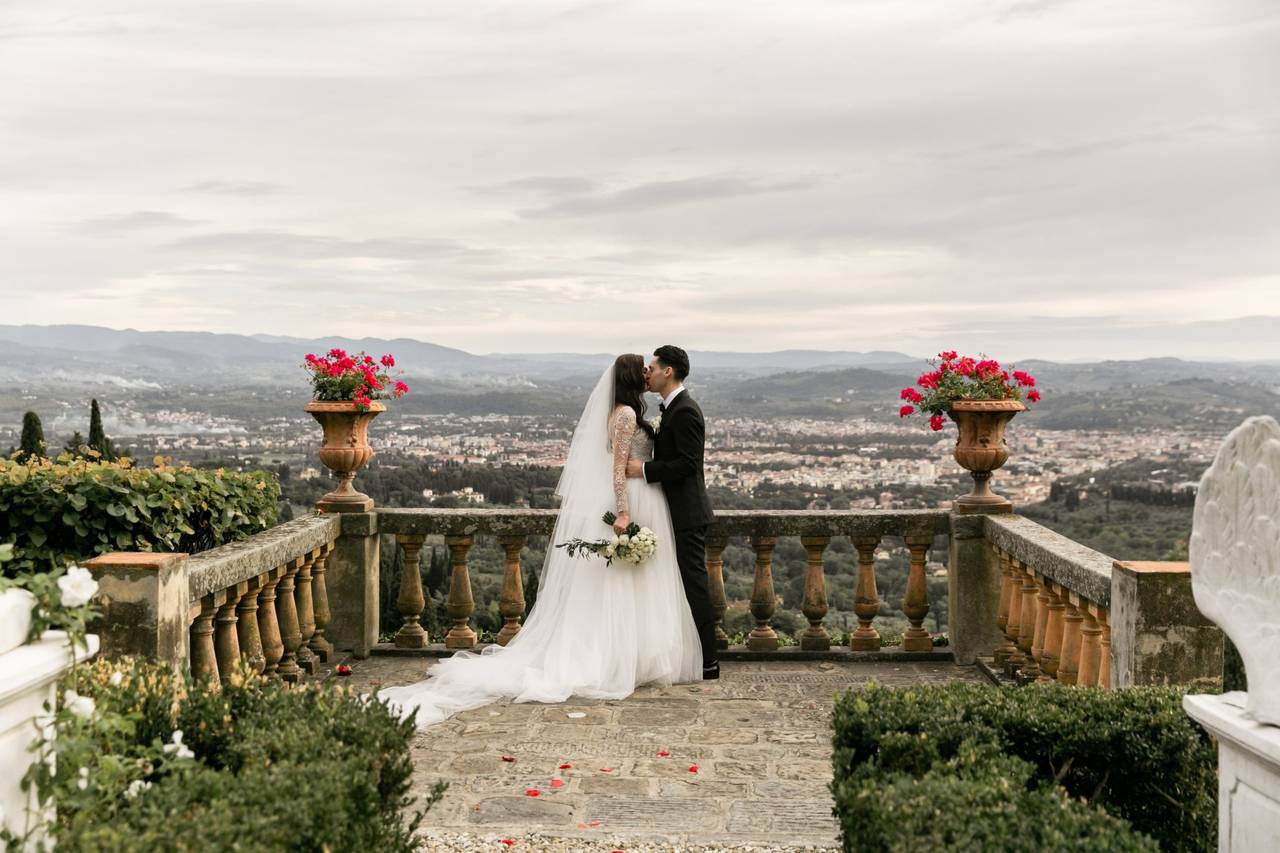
[
  {"xmin": 19, "ymin": 412, "xmax": 45, "ymax": 459},
  {"xmin": 64, "ymin": 431, "xmax": 86, "ymax": 455},
  {"xmin": 87, "ymin": 399, "xmax": 116, "ymax": 461}
]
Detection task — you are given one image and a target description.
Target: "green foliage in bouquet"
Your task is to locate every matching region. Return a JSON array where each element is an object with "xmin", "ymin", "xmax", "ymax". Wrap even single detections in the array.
[
  {"xmin": 0, "ymin": 453, "xmax": 279, "ymax": 576},
  {"xmin": 3, "ymin": 657, "xmax": 441, "ymax": 852}
]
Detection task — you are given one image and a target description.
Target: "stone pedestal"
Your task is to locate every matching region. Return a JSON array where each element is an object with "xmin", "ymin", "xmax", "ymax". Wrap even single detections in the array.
[
  {"xmin": 1184, "ymin": 693, "xmax": 1280, "ymax": 852},
  {"xmin": 1112, "ymin": 561, "xmax": 1223, "ymax": 688},
  {"xmin": 0, "ymin": 631, "xmax": 99, "ymax": 846},
  {"xmin": 84, "ymin": 552, "xmax": 189, "ymax": 670},
  {"xmin": 325, "ymin": 513, "xmax": 380, "ymax": 658},
  {"xmin": 946, "ymin": 514, "xmax": 1003, "ymax": 664}
]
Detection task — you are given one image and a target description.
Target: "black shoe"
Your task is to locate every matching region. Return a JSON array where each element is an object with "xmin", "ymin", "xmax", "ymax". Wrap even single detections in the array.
[{"xmin": 702, "ymin": 662, "xmax": 720, "ymax": 680}]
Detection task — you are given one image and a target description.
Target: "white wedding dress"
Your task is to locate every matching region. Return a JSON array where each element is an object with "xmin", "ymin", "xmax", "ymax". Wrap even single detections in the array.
[{"xmin": 378, "ymin": 365, "xmax": 703, "ymax": 729}]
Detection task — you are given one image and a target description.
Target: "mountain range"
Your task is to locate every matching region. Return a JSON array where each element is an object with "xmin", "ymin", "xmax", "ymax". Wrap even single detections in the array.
[{"xmin": 3, "ymin": 323, "xmax": 1280, "ymax": 431}]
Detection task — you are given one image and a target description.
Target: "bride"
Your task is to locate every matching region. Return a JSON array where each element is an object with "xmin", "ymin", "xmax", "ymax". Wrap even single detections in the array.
[{"xmin": 378, "ymin": 354, "xmax": 703, "ymax": 728}]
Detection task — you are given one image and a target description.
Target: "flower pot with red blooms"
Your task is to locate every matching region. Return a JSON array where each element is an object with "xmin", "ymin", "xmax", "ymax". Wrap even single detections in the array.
[
  {"xmin": 303, "ymin": 349, "xmax": 409, "ymax": 513},
  {"xmin": 897, "ymin": 351, "xmax": 1042, "ymax": 514}
]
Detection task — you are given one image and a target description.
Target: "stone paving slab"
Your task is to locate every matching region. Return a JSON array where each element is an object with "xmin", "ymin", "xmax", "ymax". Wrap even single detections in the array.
[{"xmin": 341, "ymin": 655, "xmax": 985, "ymax": 848}]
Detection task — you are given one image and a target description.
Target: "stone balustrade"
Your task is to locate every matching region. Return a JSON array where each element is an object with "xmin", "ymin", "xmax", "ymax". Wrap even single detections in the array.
[
  {"xmin": 87, "ymin": 513, "xmax": 342, "ymax": 686},
  {"xmin": 377, "ymin": 508, "xmax": 955, "ymax": 656},
  {"xmin": 84, "ymin": 507, "xmax": 1221, "ymax": 690},
  {"xmin": 984, "ymin": 515, "xmax": 1222, "ymax": 688}
]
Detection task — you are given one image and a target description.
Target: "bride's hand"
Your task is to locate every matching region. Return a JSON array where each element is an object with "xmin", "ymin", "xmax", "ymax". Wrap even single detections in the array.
[{"xmin": 612, "ymin": 512, "xmax": 630, "ymax": 533}]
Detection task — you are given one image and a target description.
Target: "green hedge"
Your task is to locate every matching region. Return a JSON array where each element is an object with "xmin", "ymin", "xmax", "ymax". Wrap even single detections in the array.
[
  {"xmin": 832, "ymin": 683, "xmax": 1216, "ymax": 853},
  {"xmin": 0, "ymin": 454, "xmax": 278, "ymax": 575},
  {"xmin": 835, "ymin": 740, "xmax": 1157, "ymax": 852},
  {"xmin": 24, "ymin": 658, "xmax": 438, "ymax": 851}
]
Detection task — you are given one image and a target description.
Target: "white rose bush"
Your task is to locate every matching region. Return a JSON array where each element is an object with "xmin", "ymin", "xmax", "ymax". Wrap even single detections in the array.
[
  {"xmin": 557, "ymin": 511, "xmax": 659, "ymax": 567},
  {"xmin": 0, "ymin": 562, "xmax": 99, "ymax": 652}
]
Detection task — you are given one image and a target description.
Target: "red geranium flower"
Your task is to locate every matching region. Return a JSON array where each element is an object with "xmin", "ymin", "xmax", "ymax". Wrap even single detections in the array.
[
  {"xmin": 929, "ymin": 414, "xmax": 945, "ymax": 431},
  {"xmin": 1027, "ymin": 389, "xmax": 1041, "ymax": 403},
  {"xmin": 899, "ymin": 405, "xmax": 915, "ymax": 418}
]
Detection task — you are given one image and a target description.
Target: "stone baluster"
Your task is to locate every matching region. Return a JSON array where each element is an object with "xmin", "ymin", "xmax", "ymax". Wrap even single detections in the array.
[
  {"xmin": 190, "ymin": 595, "xmax": 219, "ymax": 684},
  {"xmin": 850, "ymin": 536, "xmax": 881, "ymax": 651},
  {"xmin": 214, "ymin": 583, "xmax": 245, "ymax": 684},
  {"xmin": 236, "ymin": 577, "xmax": 266, "ymax": 674},
  {"xmin": 748, "ymin": 535, "xmax": 779, "ymax": 651},
  {"xmin": 308, "ymin": 542, "xmax": 335, "ymax": 661},
  {"xmin": 994, "ymin": 549, "xmax": 1020, "ymax": 666},
  {"xmin": 706, "ymin": 534, "xmax": 730, "ymax": 650},
  {"xmin": 901, "ymin": 535, "xmax": 933, "ymax": 652},
  {"xmin": 1016, "ymin": 563, "xmax": 1043, "ymax": 681},
  {"xmin": 276, "ymin": 556, "xmax": 304, "ymax": 682},
  {"xmin": 1057, "ymin": 595, "xmax": 1084, "ymax": 686},
  {"xmin": 1031, "ymin": 571, "xmax": 1053, "ymax": 683},
  {"xmin": 1098, "ymin": 609, "xmax": 1111, "ymax": 689},
  {"xmin": 1078, "ymin": 605, "xmax": 1104, "ymax": 687},
  {"xmin": 993, "ymin": 545, "xmax": 1013, "ymax": 665},
  {"xmin": 496, "ymin": 536, "xmax": 527, "ymax": 646},
  {"xmin": 394, "ymin": 535, "xmax": 429, "ymax": 648},
  {"xmin": 1003, "ymin": 559, "xmax": 1027, "ymax": 676},
  {"xmin": 800, "ymin": 536, "xmax": 831, "ymax": 651},
  {"xmin": 445, "ymin": 535, "xmax": 478, "ymax": 649},
  {"xmin": 1039, "ymin": 582, "xmax": 1066, "ymax": 682},
  {"xmin": 257, "ymin": 567, "xmax": 285, "ymax": 676},
  {"xmin": 294, "ymin": 550, "xmax": 319, "ymax": 675}
]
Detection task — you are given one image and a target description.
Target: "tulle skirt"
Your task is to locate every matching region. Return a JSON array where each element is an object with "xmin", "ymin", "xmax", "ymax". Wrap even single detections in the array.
[{"xmin": 377, "ymin": 478, "xmax": 703, "ymax": 729}]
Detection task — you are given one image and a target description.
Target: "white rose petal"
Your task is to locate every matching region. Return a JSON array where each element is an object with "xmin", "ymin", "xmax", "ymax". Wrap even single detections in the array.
[
  {"xmin": 163, "ymin": 729, "xmax": 195, "ymax": 761},
  {"xmin": 125, "ymin": 779, "xmax": 151, "ymax": 799},
  {"xmin": 109, "ymin": 672, "xmax": 124, "ymax": 687},
  {"xmin": 57, "ymin": 565, "xmax": 99, "ymax": 608},
  {"xmin": 566, "ymin": 711, "xmax": 587, "ymax": 719},
  {"xmin": 64, "ymin": 689, "xmax": 96, "ymax": 719}
]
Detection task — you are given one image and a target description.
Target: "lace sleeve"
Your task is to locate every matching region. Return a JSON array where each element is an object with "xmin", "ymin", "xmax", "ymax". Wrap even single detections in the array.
[{"xmin": 610, "ymin": 407, "xmax": 637, "ymax": 516}]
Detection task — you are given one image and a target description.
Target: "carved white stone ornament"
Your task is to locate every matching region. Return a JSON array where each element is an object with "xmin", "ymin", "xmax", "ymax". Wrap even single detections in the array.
[{"xmin": 1190, "ymin": 415, "xmax": 1280, "ymax": 726}]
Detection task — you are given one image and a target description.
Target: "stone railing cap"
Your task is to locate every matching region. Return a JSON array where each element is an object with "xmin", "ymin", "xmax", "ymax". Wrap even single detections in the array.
[
  {"xmin": 85, "ymin": 553, "xmax": 187, "ymax": 572},
  {"xmin": 1114, "ymin": 560, "xmax": 1191, "ymax": 575}
]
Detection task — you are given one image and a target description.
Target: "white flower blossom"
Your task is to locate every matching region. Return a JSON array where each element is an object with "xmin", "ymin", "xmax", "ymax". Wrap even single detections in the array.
[
  {"xmin": 125, "ymin": 779, "xmax": 151, "ymax": 799},
  {"xmin": 163, "ymin": 729, "xmax": 195, "ymax": 761},
  {"xmin": 77, "ymin": 767, "xmax": 90, "ymax": 791},
  {"xmin": 63, "ymin": 689, "xmax": 96, "ymax": 719},
  {"xmin": 57, "ymin": 565, "xmax": 99, "ymax": 608},
  {"xmin": 108, "ymin": 672, "xmax": 124, "ymax": 687}
]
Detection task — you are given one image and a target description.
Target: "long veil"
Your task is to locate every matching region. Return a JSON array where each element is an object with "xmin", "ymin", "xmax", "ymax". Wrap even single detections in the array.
[{"xmin": 376, "ymin": 363, "xmax": 632, "ymax": 726}]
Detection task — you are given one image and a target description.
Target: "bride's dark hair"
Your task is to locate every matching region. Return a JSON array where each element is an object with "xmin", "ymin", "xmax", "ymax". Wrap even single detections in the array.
[{"xmin": 613, "ymin": 354, "xmax": 656, "ymax": 438}]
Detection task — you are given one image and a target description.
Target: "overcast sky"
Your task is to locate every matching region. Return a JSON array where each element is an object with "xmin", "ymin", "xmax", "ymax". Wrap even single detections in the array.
[{"xmin": 2, "ymin": 1, "xmax": 1277, "ymax": 360}]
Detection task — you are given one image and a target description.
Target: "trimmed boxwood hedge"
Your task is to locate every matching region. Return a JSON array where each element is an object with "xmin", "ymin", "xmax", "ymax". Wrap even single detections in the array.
[
  {"xmin": 832, "ymin": 682, "xmax": 1216, "ymax": 852},
  {"xmin": 29, "ymin": 658, "xmax": 439, "ymax": 851},
  {"xmin": 0, "ymin": 454, "xmax": 278, "ymax": 575}
]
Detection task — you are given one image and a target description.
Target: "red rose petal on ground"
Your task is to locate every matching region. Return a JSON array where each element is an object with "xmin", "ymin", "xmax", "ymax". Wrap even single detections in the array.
[
  {"xmin": 499, "ymin": 841, "xmax": 515, "ymax": 847},
  {"xmin": 500, "ymin": 755, "xmax": 516, "ymax": 762},
  {"xmin": 558, "ymin": 763, "xmax": 572, "ymax": 770},
  {"xmin": 656, "ymin": 750, "xmax": 670, "ymax": 757},
  {"xmin": 549, "ymin": 779, "xmax": 564, "ymax": 789},
  {"xmin": 525, "ymin": 788, "xmax": 540, "ymax": 797},
  {"xmin": 589, "ymin": 820, "xmax": 602, "ymax": 828},
  {"xmin": 598, "ymin": 767, "xmax": 613, "ymax": 773},
  {"xmin": 688, "ymin": 764, "xmax": 699, "ymax": 773},
  {"xmin": 576, "ymin": 823, "xmax": 588, "ymax": 830}
]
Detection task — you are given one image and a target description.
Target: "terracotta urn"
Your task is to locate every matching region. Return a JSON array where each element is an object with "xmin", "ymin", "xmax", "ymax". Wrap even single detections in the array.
[
  {"xmin": 948, "ymin": 399, "xmax": 1025, "ymax": 514},
  {"xmin": 305, "ymin": 400, "xmax": 385, "ymax": 512}
]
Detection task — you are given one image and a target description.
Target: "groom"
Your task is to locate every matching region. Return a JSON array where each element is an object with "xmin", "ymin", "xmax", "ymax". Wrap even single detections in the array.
[{"xmin": 626, "ymin": 345, "xmax": 719, "ymax": 680}]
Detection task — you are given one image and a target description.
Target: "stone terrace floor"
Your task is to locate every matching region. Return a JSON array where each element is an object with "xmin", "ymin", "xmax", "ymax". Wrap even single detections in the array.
[{"xmin": 341, "ymin": 656, "xmax": 986, "ymax": 852}]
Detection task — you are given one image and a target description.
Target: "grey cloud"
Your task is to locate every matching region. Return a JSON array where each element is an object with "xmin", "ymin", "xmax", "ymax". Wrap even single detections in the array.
[
  {"xmin": 163, "ymin": 230, "xmax": 483, "ymax": 261},
  {"xmin": 518, "ymin": 176, "xmax": 814, "ymax": 219},
  {"xmin": 470, "ymin": 176, "xmax": 600, "ymax": 196},
  {"xmin": 182, "ymin": 180, "xmax": 282, "ymax": 196},
  {"xmin": 77, "ymin": 211, "xmax": 206, "ymax": 233}
]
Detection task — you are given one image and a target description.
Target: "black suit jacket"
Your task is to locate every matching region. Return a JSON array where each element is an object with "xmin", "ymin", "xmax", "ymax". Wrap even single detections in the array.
[{"xmin": 644, "ymin": 390, "xmax": 715, "ymax": 531}]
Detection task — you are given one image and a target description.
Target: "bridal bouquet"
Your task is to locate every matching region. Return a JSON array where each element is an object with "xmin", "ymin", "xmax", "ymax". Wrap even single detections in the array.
[{"xmin": 557, "ymin": 512, "xmax": 659, "ymax": 566}]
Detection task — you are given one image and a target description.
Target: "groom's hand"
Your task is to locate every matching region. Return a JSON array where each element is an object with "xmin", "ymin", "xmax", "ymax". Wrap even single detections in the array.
[{"xmin": 626, "ymin": 459, "xmax": 644, "ymax": 479}]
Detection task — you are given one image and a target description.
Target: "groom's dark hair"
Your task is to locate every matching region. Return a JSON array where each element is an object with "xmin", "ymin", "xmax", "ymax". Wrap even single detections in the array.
[{"xmin": 654, "ymin": 345, "xmax": 690, "ymax": 381}]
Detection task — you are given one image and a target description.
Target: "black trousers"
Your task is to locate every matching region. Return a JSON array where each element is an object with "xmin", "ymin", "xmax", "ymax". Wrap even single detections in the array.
[{"xmin": 674, "ymin": 524, "xmax": 717, "ymax": 668}]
